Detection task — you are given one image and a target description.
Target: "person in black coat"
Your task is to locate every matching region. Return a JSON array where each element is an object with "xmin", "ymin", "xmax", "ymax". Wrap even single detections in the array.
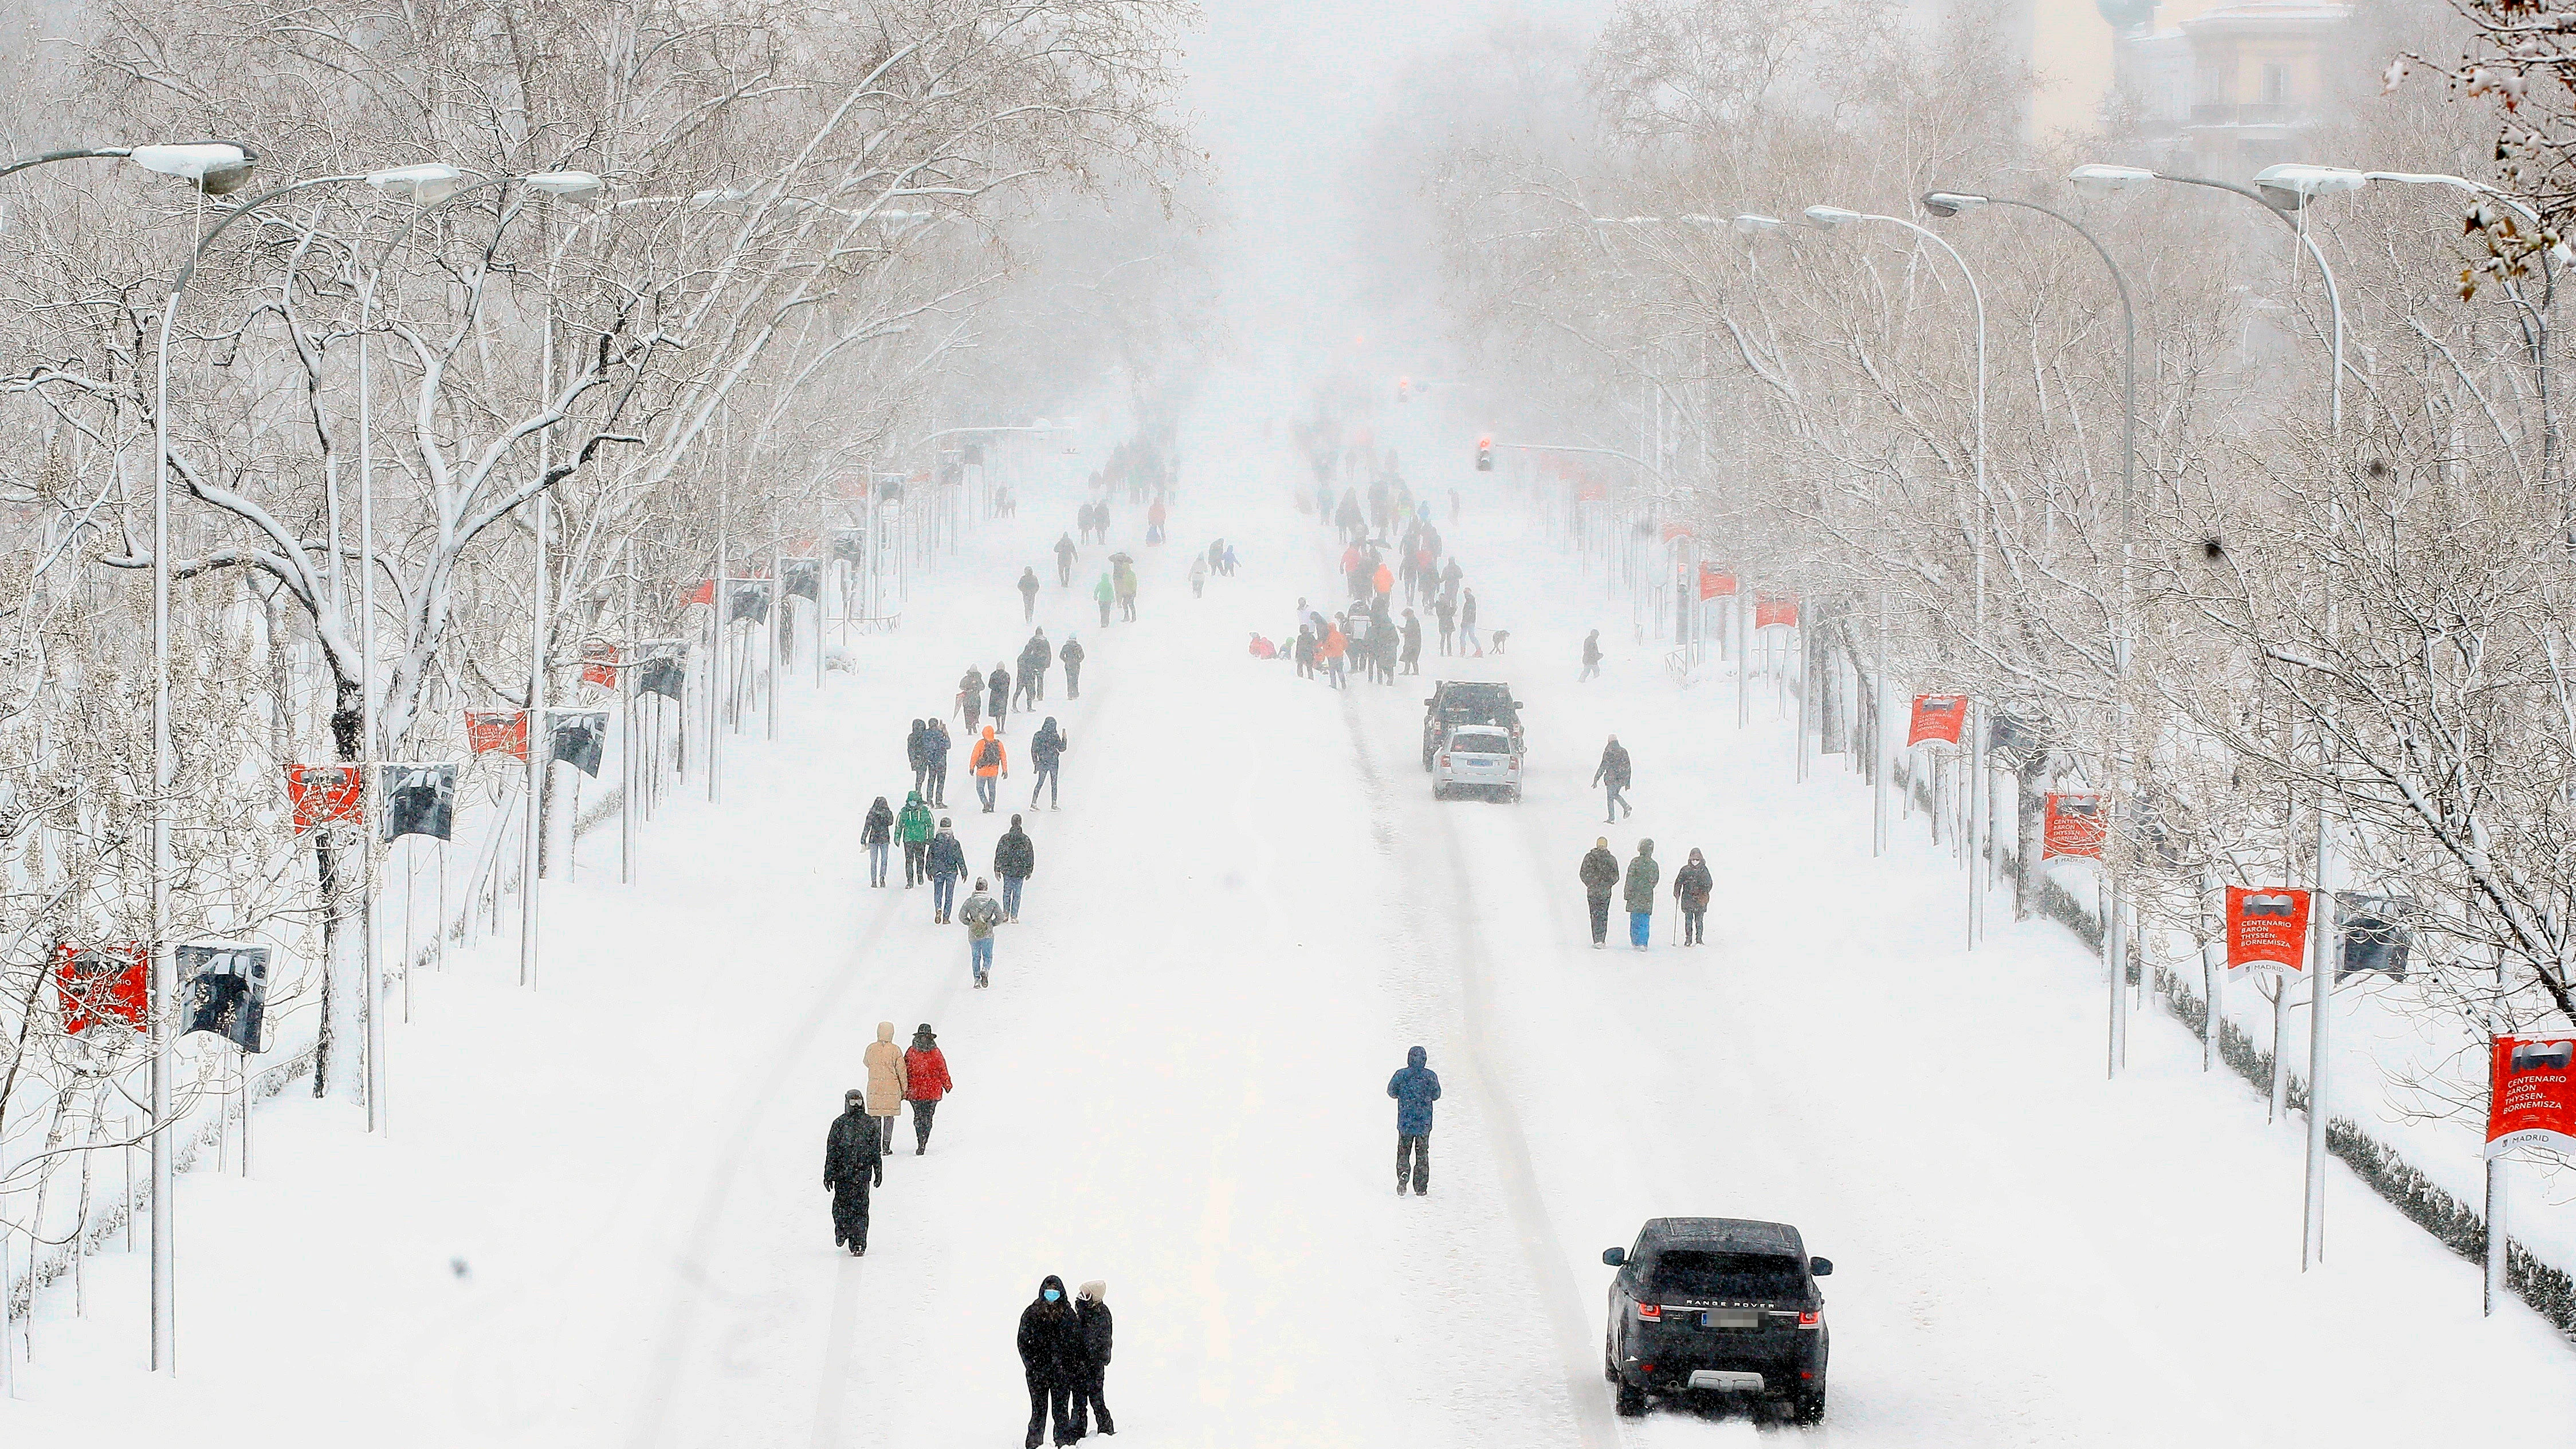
[
  {"xmin": 1592, "ymin": 735, "xmax": 1632, "ymax": 822},
  {"xmin": 1059, "ymin": 635, "xmax": 1085, "ymax": 700},
  {"xmin": 906, "ymin": 720, "xmax": 929, "ymax": 797},
  {"xmin": 1029, "ymin": 717, "xmax": 1069, "ymax": 809},
  {"xmin": 1018, "ymin": 1275, "xmax": 1084, "ymax": 1448},
  {"xmin": 994, "ymin": 815, "xmax": 1036, "ymax": 921},
  {"xmin": 1580, "ymin": 629, "xmax": 1603, "ymax": 682},
  {"xmin": 1580, "ymin": 835, "xmax": 1621, "ymax": 948},
  {"xmin": 1018, "ymin": 631, "xmax": 1053, "ymax": 704},
  {"xmin": 822, "ymin": 1089, "xmax": 884, "ymax": 1255},
  {"xmin": 1400, "ymin": 608, "xmax": 1422, "ymax": 675},
  {"xmin": 1072, "ymin": 1281, "xmax": 1115, "ymax": 1436},
  {"xmin": 988, "ymin": 662, "xmax": 1012, "ymax": 732},
  {"xmin": 926, "ymin": 821, "xmax": 968, "ymax": 924},
  {"xmin": 1055, "ymin": 531, "xmax": 1078, "ymax": 586},
  {"xmin": 862, "ymin": 795, "xmax": 894, "ymax": 888},
  {"xmin": 1019, "ymin": 566, "xmax": 1042, "ymax": 621},
  {"xmin": 924, "ymin": 718, "xmax": 952, "ymax": 807}
]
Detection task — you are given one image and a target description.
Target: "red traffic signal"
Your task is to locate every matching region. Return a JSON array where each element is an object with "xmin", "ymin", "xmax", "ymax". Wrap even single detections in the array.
[{"xmin": 1475, "ymin": 435, "xmax": 1494, "ymax": 472}]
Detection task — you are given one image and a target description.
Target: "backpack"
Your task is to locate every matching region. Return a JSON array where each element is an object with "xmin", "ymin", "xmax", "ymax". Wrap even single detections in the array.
[{"xmin": 975, "ymin": 739, "xmax": 999, "ymax": 770}]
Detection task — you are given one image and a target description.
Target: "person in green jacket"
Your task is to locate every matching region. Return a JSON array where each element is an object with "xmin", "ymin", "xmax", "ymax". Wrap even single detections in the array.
[
  {"xmin": 1623, "ymin": 839, "xmax": 1659, "ymax": 952},
  {"xmin": 897, "ymin": 790, "xmax": 936, "ymax": 888},
  {"xmin": 1093, "ymin": 571, "xmax": 1115, "ymax": 627}
]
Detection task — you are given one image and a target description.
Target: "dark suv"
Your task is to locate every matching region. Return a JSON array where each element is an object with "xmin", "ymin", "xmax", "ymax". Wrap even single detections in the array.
[
  {"xmin": 1601, "ymin": 1217, "xmax": 1831, "ymax": 1423},
  {"xmin": 1421, "ymin": 681, "xmax": 1522, "ymax": 770}
]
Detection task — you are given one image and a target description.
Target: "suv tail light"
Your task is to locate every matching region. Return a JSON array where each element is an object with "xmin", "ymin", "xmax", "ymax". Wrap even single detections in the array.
[
  {"xmin": 1635, "ymin": 1303, "xmax": 1662, "ymax": 1322},
  {"xmin": 1797, "ymin": 1310, "xmax": 1822, "ymax": 1329},
  {"xmin": 1439, "ymin": 755, "xmax": 1451, "ymax": 767}
]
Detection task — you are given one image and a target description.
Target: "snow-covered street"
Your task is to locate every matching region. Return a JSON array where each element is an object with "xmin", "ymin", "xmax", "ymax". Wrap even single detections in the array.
[{"xmin": 11, "ymin": 392, "xmax": 2574, "ymax": 1445}]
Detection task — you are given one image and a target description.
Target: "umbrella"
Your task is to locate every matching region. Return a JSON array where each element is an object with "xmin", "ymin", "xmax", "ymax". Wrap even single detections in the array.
[{"xmin": 1109, "ymin": 552, "xmax": 1134, "ymax": 565}]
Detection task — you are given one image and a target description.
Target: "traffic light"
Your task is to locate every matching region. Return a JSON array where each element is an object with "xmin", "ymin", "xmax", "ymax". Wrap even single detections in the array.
[
  {"xmin": 1397, "ymin": 376, "xmax": 1411, "ymax": 403},
  {"xmin": 1475, "ymin": 436, "xmax": 1494, "ymax": 472}
]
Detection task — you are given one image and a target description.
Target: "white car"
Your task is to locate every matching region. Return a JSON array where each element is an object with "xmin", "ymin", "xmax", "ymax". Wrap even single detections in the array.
[{"xmin": 1432, "ymin": 726, "xmax": 1522, "ymax": 802}]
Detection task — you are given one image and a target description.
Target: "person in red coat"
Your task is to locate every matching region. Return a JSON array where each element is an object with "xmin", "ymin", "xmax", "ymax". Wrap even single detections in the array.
[{"xmin": 903, "ymin": 1023, "xmax": 953, "ymax": 1155}]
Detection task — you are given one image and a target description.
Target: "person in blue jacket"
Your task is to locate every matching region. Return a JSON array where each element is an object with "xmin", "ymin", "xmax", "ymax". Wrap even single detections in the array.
[{"xmin": 1387, "ymin": 1045, "xmax": 1442, "ymax": 1197}]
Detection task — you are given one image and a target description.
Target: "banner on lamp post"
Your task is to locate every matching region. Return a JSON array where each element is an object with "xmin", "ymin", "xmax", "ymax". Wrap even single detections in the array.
[
  {"xmin": 2335, "ymin": 893, "xmax": 2415, "ymax": 983},
  {"xmin": 549, "ymin": 710, "xmax": 608, "ymax": 777},
  {"xmin": 378, "ymin": 763, "xmax": 457, "ymax": 842},
  {"xmin": 684, "ymin": 578, "xmax": 714, "ymax": 607},
  {"xmin": 635, "ymin": 642, "xmax": 685, "ymax": 702},
  {"xmin": 782, "ymin": 556, "xmax": 822, "ymax": 602},
  {"xmin": 178, "ymin": 944, "xmax": 271, "ymax": 1051},
  {"xmin": 1907, "ymin": 694, "xmax": 1968, "ymax": 747},
  {"xmin": 2488, "ymin": 1036, "xmax": 2576, "ymax": 1157},
  {"xmin": 1699, "ymin": 565, "xmax": 1737, "ymax": 600},
  {"xmin": 54, "ymin": 943, "xmax": 146, "ymax": 1034},
  {"xmin": 2224, "ymin": 886, "xmax": 2311, "ymax": 978},
  {"xmin": 1754, "ymin": 594, "xmax": 1798, "ymax": 629},
  {"xmin": 285, "ymin": 763, "xmax": 362, "ymax": 835},
  {"xmin": 465, "ymin": 710, "xmax": 529, "ymax": 761},
  {"xmin": 580, "ymin": 644, "xmax": 619, "ymax": 690},
  {"xmin": 727, "ymin": 579, "xmax": 772, "ymax": 625},
  {"xmin": 2041, "ymin": 792, "xmax": 2106, "ymax": 859}
]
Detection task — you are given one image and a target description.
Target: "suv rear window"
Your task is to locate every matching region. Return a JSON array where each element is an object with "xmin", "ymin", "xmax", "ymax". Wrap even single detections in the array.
[
  {"xmin": 1448, "ymin": 732, "xmax": 1510, "ymax": 753},
  {"xmin": 1647, "ymin": 1250, "xmax": 1807, "ymax": 1302}
]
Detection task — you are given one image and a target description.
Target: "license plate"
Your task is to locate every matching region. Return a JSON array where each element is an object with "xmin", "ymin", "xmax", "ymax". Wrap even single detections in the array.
[{"xmin": 1702, "ymin": 1310, "xmax": 1761, "ymax": 1330}]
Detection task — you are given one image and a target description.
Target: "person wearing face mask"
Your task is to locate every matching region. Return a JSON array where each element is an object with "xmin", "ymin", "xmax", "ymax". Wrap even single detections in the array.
[
  {"xmin": 1018, "ymin": 1275, "xmax": 1084, "ymax": 1447},
  {"xmin": 822, "ymin": 1088, "xmax": 883, "ymax": 1255},
  {"xmin": 1673, "ymin": 847, "xmax": 1714, "ymax": 947}
]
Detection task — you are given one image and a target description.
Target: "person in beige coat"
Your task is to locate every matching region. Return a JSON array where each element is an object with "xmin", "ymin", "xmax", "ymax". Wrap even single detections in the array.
[{"xmin": 863, "ymin": 1021, "xmax": 908, "ymax": 1155}]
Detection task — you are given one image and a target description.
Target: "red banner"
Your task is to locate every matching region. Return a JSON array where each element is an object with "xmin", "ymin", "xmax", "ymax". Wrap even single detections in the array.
[
  {"xmin": 56, "ymin": 943, "xmax": 146, "ymax": 1034},
  {"xmin": 1699, "ymin": 566, "xmax": 1737, "ymax": 600},
  {"xmin": 581, "ymin": 644, "xmax": 619, "ymax": 690},
  {"xmin": 2041, "ymin": 792, "xmax": 2106, "ymax": 859},
  {"xmin": 1660, "ymin": 522, "xmax": 1691, "ymax": 543},
  {"xmin": 285, "ymin": 763, "xmax": 362, "ymax": 835},
  {"xmin": 2225, "ymin": 886, "xmax": 2312, "ymax": 976},
  {"xmin": 2489, "ymin": 1035, "xmax": 2576, "ymax": 1157},
  {"xmin": 1907, "ymin": 695, "xmax": 1968, "ymax": 747},
  {"xmin": 1754, "ymin": 594, "xmax": 1798, "ymax": 629},
  {"xmin": 465, "ymin": 710, "xmax": 529, "ymax": 761},
  {"xmin": 685, "ymin": 579, "xmax": 714, "ymax": 607}
]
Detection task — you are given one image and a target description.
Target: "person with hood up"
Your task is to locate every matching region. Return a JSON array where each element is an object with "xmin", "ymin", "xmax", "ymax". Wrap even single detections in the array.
[
  {"xmin": 1072, "ymin": 1281, "xmax": 1116, "ymax": 1436},
  {"xmin": 1673, "ymin": 847, "xmax": 1714, "ymax": 947},
  {"xmin": 926, "ymin": 818, "xmax": 967, "ymax": 922},
  {"xmin": 987, "ymin": 662, "xmax": 1012, "ymax": 733},
  {"xmin": 1058, "ymin": 635, "xmax": 1085, "ymax": 699},
  {"xmin": 1387, "ymin": 1045, "xmax": 1442, "ymax": 1196},
  {"xmin": 1019, "ymin": 565, "xmax": 1042, "ymax": 620},
  {"xmin": 1055, "ymin": 531, "xmax": 1078, "ymax": 586},
  {"xmin": 1114, "ymin": 558, "xmax": 1138, "ymax": 622},
  {"xmin": 902, "ymin": 1024, "xmax": 952, "ymax": 1153},
  {"xmin": 994, "ymin": 814, "xmax": 1036, "ymax": 920},
  {"xmin": 1018, "ymin": 630, "xmax": 1053, "ymax": 704},
  {"xmin": 863, "ymin": 1021, "xmax": 907, "ymax": 1155},
  {"xmin": 1592, "ymin": 735, "xmax": 1633, "ymax": 823},
  {"xmin": 822, "ymin": 1089, "xmax": 884, "ymax": 1255},
  {"xmin": 960, "ymin": 878, "xmax": 1004, "ymax": 987},
  {"xmin": 1019, "ymin": 1275, "xmax": 1084, "ymax": 1447},
  {"xmin": 1623, "ymin": 839, "xmax": 1660, "ymax": 951},
  {"xmin": 1221, "ymin": 540, "xmax": 1239, "ymax": 575},
  {"xmin": 1460, "ymin": 587, "xmax": 1482, "ymax": 657},
  {"xmin": 924, "ymin": 717, "xmax": 953, "ymax": 807},
  {"xmin": 1321, "ymin": 619, "xmax": 1348, "ymax": 689},
  {"xmin": 972, "ymin": 724, "xmax": 1010, "ymax": 812},
  {"xmin": 1146, "ymin": 496, "xmax": 1168, "ymax": 545},
  {"xmin": 1030, "ymin": 717, "xmax": 1068, "ymax": 808},
  {"xmin": 906, "ymin": 718, "xmax": 930, "ymax": 796},
  {"xmin": 862, "ymin": 795, "xmax": 894, "ymax": 888},
  {"xmin": 1093, "ymin": 570, "xmax": 1114, "ymax": 627},
  {"xmin": 1400, "ymin": 608, "xmax": 1422, "ymax": 674},
  {"xmin": 897, "ymin": 791, "xmax": 935, "ymax": 886},
  {"xmin": 1188, "ymin": 553, "xmax": 1207, "ymax": 598},
  {"xmin": 1372, "ymin": 559, "xmax": 1394, "ymax": 600},
  {"xmin": 957, "ymin": 666, "xmax": 985, "ymax": 733},
  {"xmin": 1293, "ymin": 623, "xmax": 1316, "ymax": 679},
  {"xmin": 1580, "ymin": 836, "xmax": 1621, "ymax": 949},
  {"xmin": 1580, "ymin": 629, "xmax": 1604, "ymax": 682},
  {"xmin": 1434, "ymin": 593, "xmax": 1456, "ymax": 656}
]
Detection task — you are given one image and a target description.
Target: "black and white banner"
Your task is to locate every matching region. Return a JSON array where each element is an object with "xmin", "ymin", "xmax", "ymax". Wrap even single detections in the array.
[
  {"xmin": 178, "ymin": 944, "xmax": 271, "ymax": 1052},
  {"xmin": 379, "ymin": 762, "xmax": 457, "ymax": 842},
  {"xmin": 549, "ymin": 709, "xmax": 608, "ymax": 777}
]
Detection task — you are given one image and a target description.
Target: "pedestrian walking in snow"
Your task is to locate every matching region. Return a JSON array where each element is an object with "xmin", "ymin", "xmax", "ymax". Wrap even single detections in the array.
[
  {"xmin": 823, "ymin": 1089, "xmax": 884, "ymax": 1255},
  {"xmin": 1580, "ymin": 629, "xmax": 1603, "ymax": 682},
  {"xmin": 1059, "ymin": 635, "xmax": 1085, "ymax": 699},
  {"xmin": 1019, "ymin": 1276, "xmax": 1084, "ymax": 1448},
  {"xmin": 1623, "ymin": 840, "xmax": 1659, "ymax": 951},
  {"xmin": 1321, "ymin": 619, "xmax": 1348, "ymax": 689},
  {"xmin": 1073, "ymin": 1282, "xmax": 1116, "ymax": 1436},
  {"xmin": 1018, "ymin": 566, "xmax": 1040, "ymax": 621},
  {"xmin": 903, "ymin": 1024, "xmax": 952, "ymax": 1153},
  {"xmin": 1460, "ymin": 588, "xmax": 1482, "ymax": 657},
  {"xmin": 1434, "ymin": 594, "xmax": 1455, "ymax": 655},
  {"xmin": 1222, "ymin": 541, "xmax": 1239, "ymax": 575},
  {"xmin": 1055, "ymin": 531, "xmax": 1078, "ymax": 586},
  {"xmin": 1030, "ymin": 717, "xmax": 1067, "ymax": 808},
  {"xmin": 1114, "ymin": 558, "xmax": 1138, "ymax": 622},
  {"xmin": 1674, "ymin": 848, "xmax": 1713, "ymax": 947},
  {"xmin": 863, "ymin": 795, "xmax": 894, "ymax": 888},
  {"xmin": 898, "ymin": 791, "xmax": 934, "ymax": 886},
  {"xmin": 988, "ymin": 663, "xmax": 1012, "ymax": 733},
  {"xmin": 864, "ymin": 1021, "xmax": 907, "ymax": 1155},
  {"xmin": 1387, "ymin": 1045, "xmax": 1441, "ymax": 1196},
  {"xmin": 1400, "ymin": 608, "xmax": 1422, "ymax": 674},
  {"xmin": 1294, "ymin": 624, "xmax": 1316, "ymax": 678},
  {"xmin": 1094, "ymin": 571, "xmax": 1114, "ymax": 627},
  {"xmin": 1580, "ymin": 836, "xmax": 1620, "ymax": 949},
  {"xmin": 1018, "ymin": 630, "xmax": 1052, "ymax": 704},
  {"xmin": 1593, "ymin": 736, "xmax": 1632, "ymax": 822},
  {"xmin": 908, "ymin": 718, "xmax": 931, "ymax": 797},
  {"xmin": 995, "ymin": 814, "xmax": 1035, "ymax": 920},
  {"xmin": 928, "ymin": 819, "xmax": 967, "ymax": 922},
  {"xmin": 925, "ymin": 718, "xmax": 953, "ymax": 807},
  {"xmin": 961, "ymin": 878, "xmax": 1004, "ymax": 986},
  {"xmin": 1146, "ymin": 496, "xmax": 1168, "ymax": 545},
  {"xmin": 1189, "ymin": 555, "xmax": 1207, "ymax": 598},
  {"xmin": 956, "ymin": 667, "xmax": 984, "ymax": 734},
  {"xmin": 972, "ymin": 725, "xmax": 1010, "ymax": 812}
]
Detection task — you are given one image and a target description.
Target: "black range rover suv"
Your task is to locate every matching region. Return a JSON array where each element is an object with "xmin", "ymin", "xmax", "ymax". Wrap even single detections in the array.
[{"xmin": 1601, "ymin": 1217, "xmax": 1831, "ymax": 1423}]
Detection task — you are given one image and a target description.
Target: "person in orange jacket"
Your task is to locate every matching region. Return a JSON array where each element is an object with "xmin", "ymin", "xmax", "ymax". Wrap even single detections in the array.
[
  {"xmin": 1321, "ymin": 621, "xmax": 1348, "ymax": 690},
  {"xmin": 972, "ymin": 724, "xmax": 1010, "ymax": 813},
  {"xmin": 1372, "ymin": 561, "xmax": 1393, "ymax": 599}
]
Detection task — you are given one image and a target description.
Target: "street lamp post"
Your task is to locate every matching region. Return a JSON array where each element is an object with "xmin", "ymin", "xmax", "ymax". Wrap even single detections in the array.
[
  {"xmin": 1805, "ymin": 204, "xmax": 1991, "ymax": 952},
  {"xmin": 1923, "ymin": 187, "xmax": 2141, "ymax": 1073}
]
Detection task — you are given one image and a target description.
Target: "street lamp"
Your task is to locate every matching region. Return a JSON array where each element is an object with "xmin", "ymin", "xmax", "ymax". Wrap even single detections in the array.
[
  {"xmin": 1805, "ymin": 202, "xmax": 1993, "ymax": 951},
  {"xmin": 0, "ymin": 141, "xmax": 258, "ymax": 193},
  {"xmin": 1925, "ymin": 186, "xmax": 2141, "ymax": 1072}
]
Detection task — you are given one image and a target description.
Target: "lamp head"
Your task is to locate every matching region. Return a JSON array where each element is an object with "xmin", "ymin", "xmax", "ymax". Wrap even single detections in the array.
[
  {"xmin": 1730, "ymin": 213, "xmax": 1786, "ymax": 234},
  {"xmin": 366, "ymin": 162, "xmax": 468, "ymax": 206},
  {"xmin": 2068, "ymin": 163, "xmax": 2155, "ymax": 199},
  {"xmin": 525, "ymin": 170, "xmax": 605, "ymax": 201},
  {"xmin": 1922, "ymin": 191, "xmax": 1988, "ymax": 219},
  {"xmin": 132, "ymin": 142, "xmax": 259, "ymax": 196},
  {"xmin": 2252, "ymin": 163, "xmax": 2367, "ymax": 210},
  {"xmin": 1802, "ymin": 205, "xmax": 1864, "ymax": 229}
]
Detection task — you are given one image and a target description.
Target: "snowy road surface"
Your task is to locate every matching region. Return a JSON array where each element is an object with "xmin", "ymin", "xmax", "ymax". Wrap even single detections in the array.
[{"xmin": 17, "ymin": 399, "xmax": 2576, "ymax": 1446}]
